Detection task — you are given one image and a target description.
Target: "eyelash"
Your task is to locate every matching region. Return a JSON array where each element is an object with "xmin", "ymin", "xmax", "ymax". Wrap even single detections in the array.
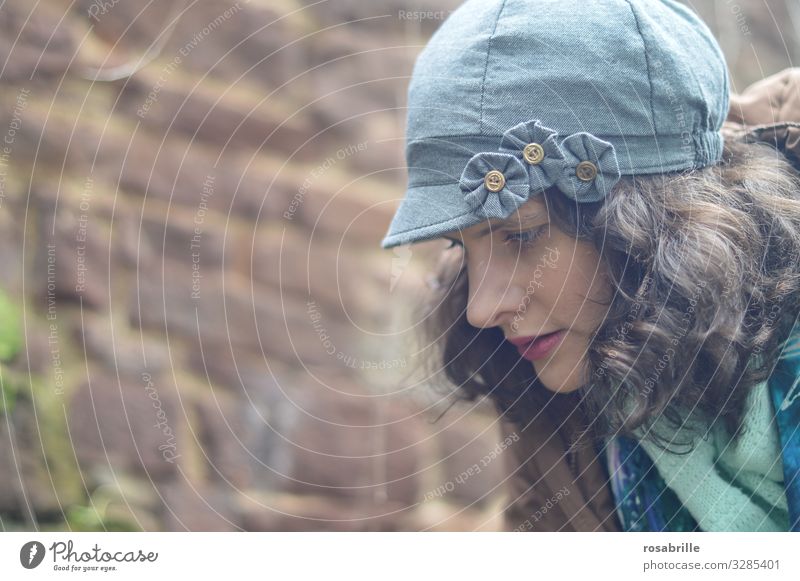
[
  {"xmin": 504, "ymin": 226, "xmax": 546, "ymax": 248},
  {"xmin": 445, "ymin": 226, "xmax": 545, "ymax": 249}
]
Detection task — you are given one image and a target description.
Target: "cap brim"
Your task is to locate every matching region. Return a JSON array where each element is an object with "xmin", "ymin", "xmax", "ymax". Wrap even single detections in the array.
[{"xmin": 380, "ymin": 182, "xmax": 492, "ymax": 249}]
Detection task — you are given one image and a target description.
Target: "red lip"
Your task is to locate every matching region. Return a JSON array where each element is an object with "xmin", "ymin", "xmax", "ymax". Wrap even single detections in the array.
[
  {"xmin": 506, "ymin": 332, "xmax": 560, "ymax": 347},
  {"xmin": 508, "ymin": 330, "xmax": 566, "ymax": 361}
]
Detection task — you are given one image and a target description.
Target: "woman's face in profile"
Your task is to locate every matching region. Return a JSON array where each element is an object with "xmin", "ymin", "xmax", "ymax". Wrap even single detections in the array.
[{"xmin": 443, "ymin": 196, "xmax": 614, "ymax": 393}]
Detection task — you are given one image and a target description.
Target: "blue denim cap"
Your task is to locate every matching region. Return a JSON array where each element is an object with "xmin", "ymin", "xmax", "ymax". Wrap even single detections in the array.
[{"xmin": 380, "ymin": 0, "xmax": 730, "ymax": 249}]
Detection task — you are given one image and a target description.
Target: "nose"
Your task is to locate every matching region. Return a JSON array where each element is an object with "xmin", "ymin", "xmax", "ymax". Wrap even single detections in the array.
[{"xmin": 464, "ymin": 248, "xmax": 529, "ymax": 330}]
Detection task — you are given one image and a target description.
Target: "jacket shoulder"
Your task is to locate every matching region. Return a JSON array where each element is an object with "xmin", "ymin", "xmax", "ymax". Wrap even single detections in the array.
[
  {"xmin": 497, "ymin": 407, "xmax": 621, "ymax": 532},
  {"xmin": 725, "ymin": 67, "xmax": 800, "ymax": 171}
]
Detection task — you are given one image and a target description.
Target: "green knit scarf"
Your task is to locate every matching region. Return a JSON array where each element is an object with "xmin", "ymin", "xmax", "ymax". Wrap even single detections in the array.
[{"xmin": 634, "ymin": 378, "xmax": 790, "ymax": 531}]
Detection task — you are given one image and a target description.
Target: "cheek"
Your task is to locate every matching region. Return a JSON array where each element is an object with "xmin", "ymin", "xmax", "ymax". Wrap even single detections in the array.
[{"xmin": 540, "ymin": 240, "xmax": 611, "ymax": 328}]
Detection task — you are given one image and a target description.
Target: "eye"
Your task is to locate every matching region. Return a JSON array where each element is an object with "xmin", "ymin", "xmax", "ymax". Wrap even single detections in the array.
[
  {"xmin": 504, "ymin": 226, "xmax": 546, "ymax": 248},
  {"xmin": 445, "ymin": 238, "xmax": 463, "ymax": 249}
]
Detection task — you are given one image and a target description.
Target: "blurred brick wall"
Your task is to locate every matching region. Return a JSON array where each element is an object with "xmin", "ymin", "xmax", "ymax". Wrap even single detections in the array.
[{"xmin": 0, "ymin": 0, "xmax": 513, "ymax": 532}]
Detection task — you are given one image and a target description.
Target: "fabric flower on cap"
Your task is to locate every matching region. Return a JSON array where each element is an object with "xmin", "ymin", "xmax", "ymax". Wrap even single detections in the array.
[
  {"xmin": 459, "ymin": 151, "xmax": 530, "ymax": 219},
  {"xmin": 555, "ymin": 132, "xmax": 621, "ymax": 202},
  {"xmin": 499, "ymin": 119, "xmax": 566, "ymax": 192}
]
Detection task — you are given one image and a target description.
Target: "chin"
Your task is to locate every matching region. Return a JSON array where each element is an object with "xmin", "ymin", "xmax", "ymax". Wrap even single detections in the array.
[{"xmin": 534, "ymin": 361, "xmax": 586, "ymax": 394}]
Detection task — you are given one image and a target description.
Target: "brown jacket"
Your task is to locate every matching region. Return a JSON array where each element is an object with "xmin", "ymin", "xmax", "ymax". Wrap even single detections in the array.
[{"xmin": 500, "ymin": 67, "xmax": 800, "ymax": 532}]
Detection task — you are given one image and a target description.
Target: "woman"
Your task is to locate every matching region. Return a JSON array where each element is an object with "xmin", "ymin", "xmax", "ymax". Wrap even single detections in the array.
[{"xmin": 380, "ymin": 0, "xmax": 800, "ymax": 532}]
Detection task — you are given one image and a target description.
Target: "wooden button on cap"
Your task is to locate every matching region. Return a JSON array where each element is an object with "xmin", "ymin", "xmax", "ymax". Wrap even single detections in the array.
[
  {"xmin": 484, "ymin": 170, "xmax": 505, "ymax": 192},
  {"xmin": 523, "ymin": 142, "xmax": 545, "ymax": 164},
  {"xmin": 575, "ymin": 160, "xmax": 597, "ymax": 181}
]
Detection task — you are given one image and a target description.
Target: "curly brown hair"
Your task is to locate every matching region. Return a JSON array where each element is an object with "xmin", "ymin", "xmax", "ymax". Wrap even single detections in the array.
[{"xmin": 417, "ymin": 133, "xmax": 800, "ymax": 454}]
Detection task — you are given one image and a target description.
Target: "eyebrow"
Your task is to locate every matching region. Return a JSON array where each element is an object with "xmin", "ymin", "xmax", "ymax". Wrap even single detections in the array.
[{"xmin": 442, "ymin": 210, "xmax": 546, "ymax": 242}]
